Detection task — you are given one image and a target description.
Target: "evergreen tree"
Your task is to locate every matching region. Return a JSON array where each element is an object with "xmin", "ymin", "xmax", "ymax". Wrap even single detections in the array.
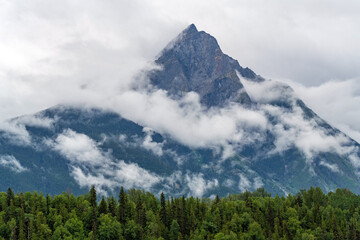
[
  {"xmin": 118, "ymin": 186, "xmax": 126, "ymax": 224},
  {"xmin": 90, "ymin": 185, "xmax": 98, "ymax": 239},
  {"xmin": 6, "ymin": 187, "xmax": 14, "ymax": 207},
  {"xmin": 99, "ymin": 196, "xmax": 108, "ymax": 215},
  {"xmin": 107, "ymin": 196, "xmax": 117, "ymax": 217},
  {"xmin": 169, "ymin": 220, "xmax": 180, "ymax": 240},
  {"xmin": 160, "ymin": 192, "xmax": 167, "ymax": 227},
  {"xmin": 45, "ymin": 194, "xmax": 51, "ymax": 216},
  {"xmin": 136, "ymin": 194, "xmax": 146, "ymax": 228},
  {"xmin": 18, "ymin": 193, "xmax": 26, "ymax": 240}
]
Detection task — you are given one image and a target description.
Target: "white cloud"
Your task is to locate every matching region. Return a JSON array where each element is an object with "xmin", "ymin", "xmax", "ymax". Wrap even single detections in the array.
[
  {"xmin": 319, "ymin": 161, "xmax": 340, "ymax": 173},
  {"xmin": 266, "ymin": 104, "xmax": 353, "ymax": 159},
  {"xmin": 185, "ymin": 173, "xmax": 218, "ymax": 197},
  {"xmin": 241, "ymin": 77, "xmax": 294, "ymax": 104},
  {"xmin": 53, "ymin": 129, "xmax": 105, "ymax": 166},
  {"xmin": 242, "ymin": 78, "xmax": 360, "ymax": 170},
  {"xmin": 0, "ymin": 114, "xmax": 54, "ymax": 146},
  {"xmin": 141, "ymin": 127, "xmax": 164, "ymax": 156},
  {"xmin": 349, "ymin": 153, "xmax": 360, "ymax": 169},
  {"xmin": 0, "ymin": 121, "xmax": 31, "ymax": 146},
  {"xmin": 13, "ymin": 114, "xmax": 55, "ymax": 129},
  {"xmin": 238, "ymin": 174, "xmax": 264, "ymax": 192},
  {"xmin": 0, "ymin": 155, "xmax": 28, "ymax": 173},
  {"xmin": 285, "ymin": 79, "xmax": 360, "ymax": 143},
  {"xmin": 111, "ymin": 89, "xmax": 267, "ymax": 153},
  {"xmin": 52, "ymin": 131, "xmax": 222, "ymax": 197},
  {"xmin": 223, "ymin": 179, "xmax": 235, "ymax": 188},
  {"xmin": 51, "ymin": 129, "xmax": 162, "ymax": 195},
  {"xmin": 238, "ymin": 173, "xmax": 251, "ymax": 192},
  {"xmin": 253, "ymin": 177, "xmax": 264, "ymax": 190}
]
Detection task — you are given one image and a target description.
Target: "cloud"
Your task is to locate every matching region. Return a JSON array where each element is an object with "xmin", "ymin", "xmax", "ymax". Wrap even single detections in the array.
[
  {"xmin": 13, "ymin": 114, "xmax": 55, "ymax": 129},
  {"xmin": 238, "ymin": 173, "xmax": 264, "ymax": 192},
  {"xmin": 0, "ymin": 114, "xmax": 55, "ymax": 146},
  {"xmin": 141, "ymin": 127, "xmax": 164, "ymax": 156},
  {"xmin": 242, "ymin": 78, "xmax": 360, "ymax": 168},
  {"xmin": 52, "ymin": 129, "xmax": 106, "ymax": 166},
  {"xmin": 50, "ymin": 129, "xmax": 162, "ymax": 195},
  {"xmin": 112, "ymin": 89, "xmax": 267, "ymax": 152},
  {"xmin": 319, "ymin": 161, "xmax": 340, "ymax": 173},
  {"xmin": 238, "ymin": 174, "xmax": 251, "ymax": 192},
  {"xmin": 50, "ymin": 129, "xmax": 222, "ymax": 196},
  {"xmin": 223, "ymin": 179, "xmax": 235, "ymax": 188},
  {"xmin": 0, "ymin": 121, "xmax": 31, "ymax": 146},
  {"xmin": 0, "ymin": 155, "xmax": 28, "ymax": 173},
  {"xmin": 285, "ymin": 79, "xmax": 360, "ymax": 143},
  {"xmin": 185, "ymin": 173, "xmax": 218, "ymax": 197},
  {"xmin": 265, "ymin": 103, "xmax": 354, "ymax": 159},
  {"xmin": 241, "ymin": 76, "xmax": 295, "ymax": 104}
]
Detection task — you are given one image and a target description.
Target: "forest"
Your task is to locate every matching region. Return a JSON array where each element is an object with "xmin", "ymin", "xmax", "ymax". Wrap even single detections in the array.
[{"xmin": 0, "ymin": 186, "xmax": 360, "ymax": 239}]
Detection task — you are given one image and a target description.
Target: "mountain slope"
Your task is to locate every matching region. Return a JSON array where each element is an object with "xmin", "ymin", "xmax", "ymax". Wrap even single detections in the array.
[{"xmin": 0, "ymin": 24, "xmax": 359, "ymax": 196}]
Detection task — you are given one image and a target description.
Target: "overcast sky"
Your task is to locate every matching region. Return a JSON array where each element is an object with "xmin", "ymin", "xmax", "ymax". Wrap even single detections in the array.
[{"xmin": 0, "ymin": 0, "xmax": 359, "ymax": 142}]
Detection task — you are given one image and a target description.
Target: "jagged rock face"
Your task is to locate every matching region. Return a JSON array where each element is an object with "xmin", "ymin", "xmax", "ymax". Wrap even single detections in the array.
[{"xmin": 150, "ymin": 24, "xmax": 261, "ymax": 108}]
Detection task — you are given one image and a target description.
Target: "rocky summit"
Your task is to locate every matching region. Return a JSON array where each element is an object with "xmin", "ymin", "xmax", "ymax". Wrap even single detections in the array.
[
  {"xmin": 0, "ymin": 24, "xmax": 359, "ymax": 197},
  {"xmin": 150, "ymin": 24, "xmax": 262, "ymax": 108}
]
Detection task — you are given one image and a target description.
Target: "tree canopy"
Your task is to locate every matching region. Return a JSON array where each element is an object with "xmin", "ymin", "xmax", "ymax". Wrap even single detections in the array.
[{"xmin": 0, "ymin": 186, "xmax": 359, "ymax": 239}]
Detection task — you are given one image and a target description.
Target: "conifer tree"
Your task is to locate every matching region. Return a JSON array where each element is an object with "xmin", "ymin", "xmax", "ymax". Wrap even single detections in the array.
[
  {"xmin": 118, "ymin": 186, "xmax": 126, "ymax": 224},
  {"xmin": 46, "ymin": 194, "xmax": 51, "ymax": 216},
  {"xmin": 98, "ymin": 196, "xmax": 107, "ymax": 215},
  {"xmin": 107, "ymin": 196, "xmax": 117, "ymax": 217},
  {"xmin": 18, "ymin": 193, "xmax": 26, "ymax": 240},
  {"xmin": 6, "ymin": 187, "xmax": 14, "ymax": 207},
  {"xmin": 160, "ymin": 192, "xmax": 167, "ymax": 227},
  {"xmin": 136, "ymin": 194, "xmax": 146, "ymax": 228},
  {"xmin": 169, "ymin": 220, "xmax": 180, "ymax": 240},
  {"xmin": 89, "ymin": 185, "xmax": 97, "ymax": 239}
]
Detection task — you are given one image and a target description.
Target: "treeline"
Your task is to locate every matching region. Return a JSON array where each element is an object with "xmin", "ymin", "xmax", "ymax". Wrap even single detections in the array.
[{"xmin": 1, "ymin": 187, "xmax": 360, "ymax": 239}]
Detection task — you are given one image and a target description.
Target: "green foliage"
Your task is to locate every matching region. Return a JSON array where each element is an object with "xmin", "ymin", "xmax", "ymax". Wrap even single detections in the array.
[
  {"xmin": 98, "ymin": 214, "xmax": 122, "ymax": 240},
  {"xmin": 169, "ymin": 220, "xmax": 180, "ymax": 240},
  {"xmin": 0, "ymin": 186, "xmax": 360, "ymax": 239}
]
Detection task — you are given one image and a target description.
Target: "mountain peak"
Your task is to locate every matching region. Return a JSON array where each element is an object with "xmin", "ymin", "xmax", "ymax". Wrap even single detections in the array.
[
  {"xmin": 182, "ymin": 23, "xmax": 198, "ymax": 35},
  {"xmin": 150, "ymin": 25, "xmax": 261, "ymax": 108}
]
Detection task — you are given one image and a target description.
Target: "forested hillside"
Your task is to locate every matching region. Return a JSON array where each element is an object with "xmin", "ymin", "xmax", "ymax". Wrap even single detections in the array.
[{"xmin": 1, "ymin": 186, "xmax": 360, "ymax": 239}]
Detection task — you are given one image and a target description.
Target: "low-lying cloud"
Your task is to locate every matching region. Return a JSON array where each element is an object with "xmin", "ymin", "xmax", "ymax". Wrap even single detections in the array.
[
  {"xmin": 50, "ymin": 129, "xmax": 162, "ymax": 195},
  {"xmin": 185, "ymin": 173, "xmax": 218, "ymax": 197},
  {"xmin": 285, "ymin": 78, "xmax": 360, "ymax": 143},
  {"xmin": 142, "ymin": 127, "xmax": 164, "ymax": 156},
  {"xmin": 0, "ymin": 155, "xmax": 28, "ymax": 173},
  {"xmin": 47, "ymin": 129, "xmax": 224, "ymax": 196},
  {"xmin": 0, "ymin": 114, "xmax": 55, "ymax": 146}
]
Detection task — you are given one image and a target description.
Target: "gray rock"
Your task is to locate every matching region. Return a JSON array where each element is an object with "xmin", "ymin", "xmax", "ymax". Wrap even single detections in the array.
[{"xmin": 149, "ymin": 24, "xmax": 263, "ymax": 108}]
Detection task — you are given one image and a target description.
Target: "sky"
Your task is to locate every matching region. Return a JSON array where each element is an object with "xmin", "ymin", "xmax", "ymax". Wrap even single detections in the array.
[{"xmin": 0, "ymin": 0, "xmax": 360, "ymax": 142}]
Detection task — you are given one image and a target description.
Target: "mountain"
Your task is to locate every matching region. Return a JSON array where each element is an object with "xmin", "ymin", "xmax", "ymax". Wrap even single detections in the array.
[{"xmin": 0, "ymin": 24, "xmax": 359, "ymax": 197}]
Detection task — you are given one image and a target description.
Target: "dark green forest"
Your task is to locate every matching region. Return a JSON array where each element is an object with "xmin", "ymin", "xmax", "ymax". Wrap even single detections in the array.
[{"xmin": 1, "ymin": 186, "xmax": 360, "ymax": 239}]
